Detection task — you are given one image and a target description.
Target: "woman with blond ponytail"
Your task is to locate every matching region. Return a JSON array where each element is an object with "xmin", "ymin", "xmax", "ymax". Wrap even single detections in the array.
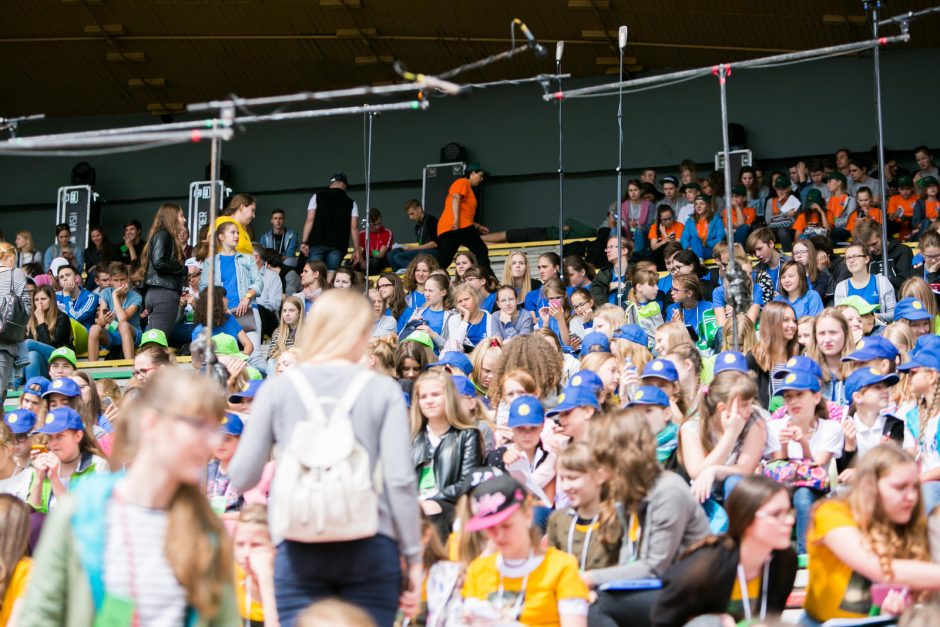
[{"xmin": 20, "ymin": 368, "xmax": 238, "ymax": 626}]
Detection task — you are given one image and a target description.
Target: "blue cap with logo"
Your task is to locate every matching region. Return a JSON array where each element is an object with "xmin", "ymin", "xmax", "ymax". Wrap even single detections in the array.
[
  {"xmin": 612, "ymin": 324, "xmax": 647, "ymax": 347},
  {"xmin": 626, "ymin": 385, "xmax": 671, "ymax": 408},
  {"xmin": 428, "ymin": 351, "xmax": 473, "ymax": 376},
  {"xmin": 568, "ymin": 369, "xmax": 604, "ymax": 393},
  {"xmin": 773, "ymin": 355, "xmax": 823, "ymax": 381},
  {"xmin": 894, "ymin": 297, "xmax": 934, "ymax": 322},
  {"xmin": 219, "ymin": 412, "xmax": 245, "ymax": 437},
  {"xmin": 508, "ymin": 396, "xmax": 545, "ymax": 428},
  {"xmin": 642, "ymin": 359, "xmax": 679, "ymax": 383},
  {"xmin": 34, "ymin": 407, "xmax": 85, "ymax": 434},
  {"xmin": 23, "ymin": 376, "xmax": 51, "ymax": 398},
  {"xmin": 580, "ymin": 332, "xmax": 610, "ymax": 355},
  {"xmin": 842, "ymin": 336, "xmax": 900, "ymax": 363},
  {"xmin": 913, "ymin": 334, "xmax": 940, "ymax": 357},
  {"xmin": 844, "ymin": 367, "xmax": 899, "ymax": 401},
  {"xmin": 899, "ymin": 349, "xmax": 940, "ymax": 373},
  {"xmin": 545, "ymin": 385, "xmax": 602, "ymax": 418},
  {"xmin": 41, "ymin": 377, "xmax": 81, "ymax": 399},
  {"xmin": 713, "ymin": 351, "xmax": 748, "ymax": 375},
  {"xmin": 451, "ymin": 375, "xmax": 477, "ymax": 398},
  {"xmin": 228, "ymin": 379, "xmax": 264, "ymax": 403},
  {"xmin": 4, "ymin": 409, "xmax": 37, "ymax": 435},
  {"xmin": 775, "ymin": 370, "xmax": 820, "ymax": 394}
]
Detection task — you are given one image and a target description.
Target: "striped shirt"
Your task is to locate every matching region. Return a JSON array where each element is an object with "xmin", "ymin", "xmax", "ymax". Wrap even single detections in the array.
[{"xmin": 104, "ymin": 500, "xmax": 187, "ymax": 626}]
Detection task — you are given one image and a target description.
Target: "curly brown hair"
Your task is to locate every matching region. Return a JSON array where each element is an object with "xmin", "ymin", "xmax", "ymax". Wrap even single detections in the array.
[{"xmin": 488, "ymin": 334, "xmax": 563, "ymax": 405}]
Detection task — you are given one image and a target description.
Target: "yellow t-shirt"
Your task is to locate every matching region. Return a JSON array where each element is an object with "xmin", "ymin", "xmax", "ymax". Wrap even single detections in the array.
[
  {"xmin": 462, "ymin": 547, "xmax": 590, "ymax": 627},
  {"xmin": 234, "ymin": 563, "xmax": 265, "ymax": 623},
  {"xmin": 0, "ymin": 558, "xmax": 31, "ymax": 625},
  {"xmin": 214, "ymin": 216, "xmax": 254, "ymax": 256},
  {"xmin": 727, "ymin": 572, "xmax": 761, "ymax": 622},
  {"xmin": 805, "ymin": 500, "xmax": 873, "ymax": 621}
]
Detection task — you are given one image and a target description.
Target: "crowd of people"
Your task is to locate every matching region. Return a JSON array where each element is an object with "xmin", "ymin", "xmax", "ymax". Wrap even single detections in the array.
[{"xmin": 0, "ymin": 146, "xmax": 940, "ymax": 626}]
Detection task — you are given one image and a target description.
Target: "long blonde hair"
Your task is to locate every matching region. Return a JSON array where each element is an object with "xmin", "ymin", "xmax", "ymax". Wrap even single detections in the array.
[
  {"xmin": 15, "ymin": 230, "xmax": 36, "ymax": 254},
  {"xmin": 693, "ymin": 371, "xmax": 757, "ymax": 455},
  {"xmin": 750, "ymin": 301, "xmax": 799, "ymax": 372},
  {"xmin": 502, "ymin": 251, "xmax": 533, "ymax": 302},
  {"xmin": 595, "ymin": 304, "xmax": 627, "ymax": 335},
  {"xmin": 409, "ymin": 369, "xmax": 477, "ymax": 439},
  {"xmin": 111, "ymin": 369, "xmax": 231, "ymax": 619},
  {"xmin": 882, "ymin": 322, "xmax": 917, "ymax": 363},
  {"xmin": 846, "ymin": 445, "xmax": 929, "ymax": 581},
  {"xmin": 270, "ymin": 295, "xmax": 304, "ymax": 361},
  {"xmin": 808, "ymin": 309, "xmax": 853, "ymax": 382},
  {"xmin": 296, "ymin": 290, "xmax": 373, "ymax": 362}
]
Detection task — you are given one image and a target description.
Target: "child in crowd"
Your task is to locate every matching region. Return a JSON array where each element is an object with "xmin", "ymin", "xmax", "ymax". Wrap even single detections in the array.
[
  {"xmin": 266, "ymin": 295, "xmax": 304, "ymax": 372},
  {"xmin": 494, "ymin": 284, "xmax": 534, "ymax": 340},
  {"xmin": 86, "ymin": 262, "xmax": 142, "ymax": 360},
  {"xmin": 627, "ymin": 385, "xmax": 679, "ymax": 466},
  {"xmin": 775, "ymin": 260, "xmax": 823, "ymax": 318},
  {"xmin": 485, "ymin": 396, "xmax": 556, "ymax": 505},
  {"xmin": 233, "ymin": 504, "xmax": 278, "ymax": 627},
  {"xmin": 546, "ymin": 384, "xmax": 601, "ymax": 443},
  {"xmin": 403, "ymin": 254, "xmax": 438, "ymax": 310},
  {"xmin": 894, "ymin": 348, "xmax": 940, "ymax": 515},
  {"xmin": 207, "ymin": 412, "xmax": 247, "ymax": 515},
  {"xmin": 47, "ymin": 346, "xmax": 77, "ymax": 380}
]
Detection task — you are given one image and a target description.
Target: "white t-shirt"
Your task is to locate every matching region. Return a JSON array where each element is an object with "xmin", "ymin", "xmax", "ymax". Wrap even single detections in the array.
[
  {"xmin": 851, "ymin": 413, "xmax": 915, "ymax": 460},
  {"xmin": 763, "ymin": 417, "xmax": 844, "ymax": 460},
  {"xmin": 307, "ymin": 194, "xmax": 359, "ymax": 218},
  {"xmin": 0, "ymin": 467, "xmax": 34, "ymax": 501}
]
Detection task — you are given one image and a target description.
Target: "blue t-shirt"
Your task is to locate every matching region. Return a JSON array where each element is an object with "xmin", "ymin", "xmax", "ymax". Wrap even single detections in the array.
[
  {"xmin": 56, "ymin": 289, "xmax": 99, "ymax": 328},
  {"xmin": 97, "ymin": 413, "xmax": 114, "ymax": 434},
  {"xmin": 191, "ymin": 314, "xmax": 244, "ymax": 343},
  {"xmin": 665, "ymin": 300, "xmax": 715, "ymax": 330},
  {"xmin": 422, "ymin": 308, "xmax": 446, "ymax": 336},
  {"xmin": 406, "ymin": 291, "xmax": 427, "ymax": 310},
  {"xmin": 764, "ymin": 265, "xmax": 782, "ymax": 291},
  {"xmin": 846, "ymin": 274, "xmax": 880, "ymax": 307},
  {"xmin": 774, "ymin": 290, "xmax": 823, "ymax": 318},
  {"xmin": 100, "ymin": 287, "xmax": 143, "ymax": 330},
  {"xmin": 219, "ymin": 255, "xmax": 239, "ymax": 308},
  {"xmin": 524, "ymin": 286, "xmax": 547, "ymax": 312},
  {"xmin": 466, "ymin": 312, "xmax": 489, "ymax": 347},
  {"xmin": 712, "ymin": 284, "xmax": 765, "ymax": 309},
  {"xmin": 481, "ymin": 292, "xmax": 497, "ymax": 313},
  {"xmin": 658, "ymin": 273, "xmax": 673, "ymax": 294}
]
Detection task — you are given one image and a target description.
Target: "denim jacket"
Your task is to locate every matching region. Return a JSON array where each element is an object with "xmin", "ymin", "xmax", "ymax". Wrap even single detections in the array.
[
  {"xmin": 259, "ymin": 229, "xmax": 300, "ymax": 261},
  {"xmin": 200, "ymin": 253, "xmax": 264, "ymax": 300}
]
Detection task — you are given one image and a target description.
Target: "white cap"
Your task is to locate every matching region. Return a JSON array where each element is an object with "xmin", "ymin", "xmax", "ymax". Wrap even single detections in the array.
[
  {"xmin": 184, "ymin": 257, "xmax": 201, "ymax": 269},
  {"xmin": 50, "ymin": 257, "xmax": 70, "ymax": 276}
]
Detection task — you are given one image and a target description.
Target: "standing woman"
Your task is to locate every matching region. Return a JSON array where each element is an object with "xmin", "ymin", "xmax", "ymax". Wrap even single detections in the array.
[
  {"xmin": 14, "ymin": 231, "xmax": 42, "ymax": 269},
  {"xmin": 24, "ymin": 284, "xmax": 71, "ymax": 380},
  {"xmin": 215, "ymin": 192, "xmax": 257, "ymax": 256},
  {"xmin": 403, "ymin": 254, "xmax": 438, "ymax": 310},
  {"xmin": 774, "ymin": 261, "xmax": 823, "ymax": 318},
  {"xmin": 20, "ymin": 369, "xmax": 239, "ymax": 626},
  {"xmin": 229, "ymin": 289, "xmax": 422, "ymax": 626},
  {"xmin": 746, "ymin": 302, "xmax": 799, "ymax": 408},
  {"xmin": 680, "ymin": 195, "xmax": 726, "ymax": 260},
  {"xmin": 0, "ymin": 243, "xmax": 30, "ymax": 399},
  {"xmin": 810, "ymin": 309, "xmax": 853, "ymax": 405},
  {"xmin": 139, "ymin": 203, "xmax": 187, "ymax": 337}
]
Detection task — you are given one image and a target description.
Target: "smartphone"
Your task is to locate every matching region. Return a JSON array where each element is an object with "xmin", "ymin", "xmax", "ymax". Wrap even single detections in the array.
[
  {"xmin": 102, "ymin": 396, "xmax": 114, "ymax": 410},
  {"xmin": 871, "ymin": 582, "xmax": 909, "ymax": 608},
  {"xmin": 31, "ymin": 444, "xmax": 48, "ymax": 454},
  {"xmin": 548, "ymin": 298, "xmax": 563, "ymax": 308}
]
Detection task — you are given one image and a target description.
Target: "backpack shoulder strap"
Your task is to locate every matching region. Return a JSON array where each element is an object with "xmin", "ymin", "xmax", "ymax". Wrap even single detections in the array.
[
  {"xmin": 285, "ymin": 367, "xmax": 329, "ymax": 424},
  {"xmin": 330, "ymin": 370, "xmax": 374, "ymax": 423}
]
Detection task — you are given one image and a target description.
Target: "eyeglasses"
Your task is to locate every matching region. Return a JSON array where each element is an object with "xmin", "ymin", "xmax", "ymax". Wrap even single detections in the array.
[
  {"xmin": 792, "ymin": 249, "xmax": 808, "ymax": 257},
  {"xmin": 169, "ymin": 412, "xmax": 220, "ymax": 436},
  {"xmin": 756, "ymin": 509, "xmax": 796, "ymax": 524},
  {"xmin": 845, "ymin": 254, "xmax": 868, "ymax": 261},
  {"xmin": 572, "ymin": 301, "xmax": 593, "ymax": 311},
  {"xmin": 376, "ymin": 282, "xmax": 393, "ymax": 289},
  {"xmin": 133, "ymin": 366, "xmax": 157, "ymax": 379},
  {"xmin": 924, "ymin": 253, "xmax": 940, "ymax": 262}
]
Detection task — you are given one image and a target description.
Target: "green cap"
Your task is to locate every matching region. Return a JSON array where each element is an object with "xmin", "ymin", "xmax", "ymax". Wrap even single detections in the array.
[
  {"xmin": 805, "ymin": 189, "xmax": 824, "ymax": 207},
  {"xmin": 139, "ymin": 328, "xmax": 168, "ymax": 348},
  {"xmin": 466, "ymin": 162, "xmax": 485, "ymax": 175},
  {"xmin": 897, "ymin": 175, "xmax": 914, "ymax": 188},
  {"xmin": 680, "ymin": 182, "xmax": 701, "ymax": 193},
  {"xmin": 402, "ymin": 330, "xmax": 434, "ymax": 349},
  {"xmin": 731, "ymin": 185, "xmax": 747, "ymax": 196},
  {"xmin": 212, "ymin": 333, "xmax": 249, "ymax": 361},
  {"xmin": 694, "ymin": 194, "xmax": 710, "ymax": 204},
  {"xmin": 773, "ymin": 175, "xmax": 790, "ymax": 189},
  {"xmin": 825, "ymin": 172, "xmax": 847, "ymax": 185},
  {"xmin": 48, "ymin": 346, "xmax": 77, "ymax": 368},
  {"xmin": 838, "ymin": 295, "xmax": 879, "ymax": 316},
  {"xmin": 919, "ymin": 176, "xmax": 938, "ymax": 188}
]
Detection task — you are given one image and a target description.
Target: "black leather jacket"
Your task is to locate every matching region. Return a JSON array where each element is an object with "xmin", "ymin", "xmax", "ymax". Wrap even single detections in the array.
[
  {"xmin": 410, "ymin": 425, "xmax": 483, "ymax": 505},
  {"xmin": 144, "ymin": 229, "xmax": 185, "ymax": 293}
]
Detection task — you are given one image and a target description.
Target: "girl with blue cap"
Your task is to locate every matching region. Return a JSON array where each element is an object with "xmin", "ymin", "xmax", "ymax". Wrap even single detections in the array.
[{"xmin": 893, "ymin": 349, "xmax": 940, "ymax": 515}]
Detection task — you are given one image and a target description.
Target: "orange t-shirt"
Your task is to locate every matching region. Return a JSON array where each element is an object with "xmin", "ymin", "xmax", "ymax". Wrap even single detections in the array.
[
  {"xmin": 845, "ymin": 207, "xmax": 882, "ymax": 233},
  {"xmin": 888, "ymin": 194, "xmax": 919, "ymax": 220},
  {"xmin": 437, "ymin": 178, "xmax": 477, "ymax": 234},
  {"xmin": 695, "ymin": 218, "xmax": 708, "ymax": 241},
  {"xmin": 648, "ymin": 222, "xmax": 683, "ymax": 242},
  {"xmin": 721, "ymin": 206, "xmax": 756, "ymax": 229},
  {"xmin": 826, "ymin": 195, "xmax": 851, "ymax": 226},
  {"xmin": 794, "ymin": 209, "xmax": 826, "ymax": 233},
  {"xmin": 925, "ymin": 199, "xmax": 940, "ymax": 221}
]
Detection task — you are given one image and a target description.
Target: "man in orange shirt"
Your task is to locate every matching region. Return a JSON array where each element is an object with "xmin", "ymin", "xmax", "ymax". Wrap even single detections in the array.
[
  {"xmin": 437, "ymin": 162, "xmax": 491, "ymax": 273},
  {"xmin": 887, "ymin": 175, "xmax": 919, "ymax": 240}
]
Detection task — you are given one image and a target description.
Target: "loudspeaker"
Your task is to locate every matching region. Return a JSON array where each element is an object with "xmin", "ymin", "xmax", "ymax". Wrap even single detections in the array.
[
  {"xmin": 71, "ymin": 161, "xmax": 96, "ymax": 186},
  {"xmin": 728, "ymin": 124, "xmax": 747, "ymax": 149},
  {"xmin": 205, "ymin": 160, "xmax": 232, "ymax": 183},
  {"xmin": 440, "ymin": 142, "xmax": 466, "ymax": 163}
]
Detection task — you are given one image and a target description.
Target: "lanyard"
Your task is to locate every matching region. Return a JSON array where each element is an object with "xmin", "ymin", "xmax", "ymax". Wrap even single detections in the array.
[
  {"xmin": 567, "ymin": 515, "xmax": 598, "ymax": 570},
  {"xmin": 114, "ymin": 492, "xmax": 141, "ymax": 627},
  {"xmin": 497, "ymin": 551, "xmax": 532, "ymax": 620},
  {"xmin": 625, "ymin": 513, "xmax": 640, "ymax": 560},
  {"xmin": 736, "ymin": 561, "xmax": 769, "ymax": 622}
]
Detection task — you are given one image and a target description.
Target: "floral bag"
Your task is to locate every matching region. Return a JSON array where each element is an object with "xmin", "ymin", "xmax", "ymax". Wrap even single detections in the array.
[{"xmin": 760, "ymin": 459, "xmax": 829, "ymax": 492}]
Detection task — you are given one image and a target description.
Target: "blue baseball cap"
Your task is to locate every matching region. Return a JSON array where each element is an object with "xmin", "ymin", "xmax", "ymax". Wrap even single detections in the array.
[
  {"xmin": 429, "ymin": 351, "xmax": 473, "ymax": 376},
  {"xmin": 580, "ymin": 332, "xmax": 610, "ymax": 355},
  {"xmin": 41, "ymin": 377, "xmax": 81, "ymax": 399},
  {"xmin": 219, "ymin": 412, "xmax": 244, "ymax": 437},
  {"xmin": 913, "ymin": 334, "xmax": 940, "ymax": 357},
  {"xmin": 714, "ymin": 351, "xmax": 748, "ymax": 375},
  {"xmin": 567, "ymin": 369, "xmax": 604, "ymax": 393},
  {"xmin": 894, "ymin": 297, "xmax": 934, "ymax": 322},
  {"xmin": 546, "ymin": 385, "xmax": 601, "ymax": 418},
  {"xmin": 4, "ymin": 409, "xmax": 37, "ymax": 435},
  {"xmin": 451, "ymin": 375, "xmax": 477, "ymax": 398},
  {"xmin": 626, "ymin": 386, "xmax": 671, "ymax": 408},
  {"xmin": 842, "ymin": 336, "xmax": 900, "ymax": 363},
  {"xmin": 508, "ymin": 396, "xmax": 545, "ymax": 427},
  {"xmin": 844, "ymin": 367, "xmax": 899, "ymax": 400},
  {"xmin": 228, "ymin": 379, "xmax": 264, "ymax": 403},
  {"xmin": 642, "ymin": 358, "xmax": 679, "ymax": 383},
  {"xmin": 23, "ymin": 376, "xmax": 51, "ymax": 398},
  {"xmin": 612, "ymin": 324, "xmax": 647, "ymax": 347},
  {"xmin": 34, "ymin": 407, "xmax": 85, "ymax": 434},
  {"xmin": 899, "ymin": 350, "xmax": 940, "ymax": 373},
  {"xmin": 776, "ymin": 370, "xmax": 820, "ymax": 393},
  {"xmin": 773, "ymin": 356, "xmax": 823, "ymax": 381}
]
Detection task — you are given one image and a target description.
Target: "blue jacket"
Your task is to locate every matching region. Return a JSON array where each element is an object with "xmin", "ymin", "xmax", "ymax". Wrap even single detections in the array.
[
  {"xmin": 200, "ymin": 253, "xmax": 264, "ymax": 301},
  {"xmin": 57, "ymin": 289, "xmax": 99, "ymax": 328},
  {"xmin": 259, "ymin": 229, "xmax": 300, "ymax": 262},
  {"xmin": 680, "ymin": 216, "xmax": 726, "ymax": 259}
]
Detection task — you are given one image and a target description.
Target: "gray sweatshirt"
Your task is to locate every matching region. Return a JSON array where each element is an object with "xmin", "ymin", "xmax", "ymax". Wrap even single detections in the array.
[
  {"xmin": 228, "ymin": 361, "xmax": 422, "ymax": 565},
  {"xmin": 589, "ymin": 471, "xmax": 709, "ymax": 585}
]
